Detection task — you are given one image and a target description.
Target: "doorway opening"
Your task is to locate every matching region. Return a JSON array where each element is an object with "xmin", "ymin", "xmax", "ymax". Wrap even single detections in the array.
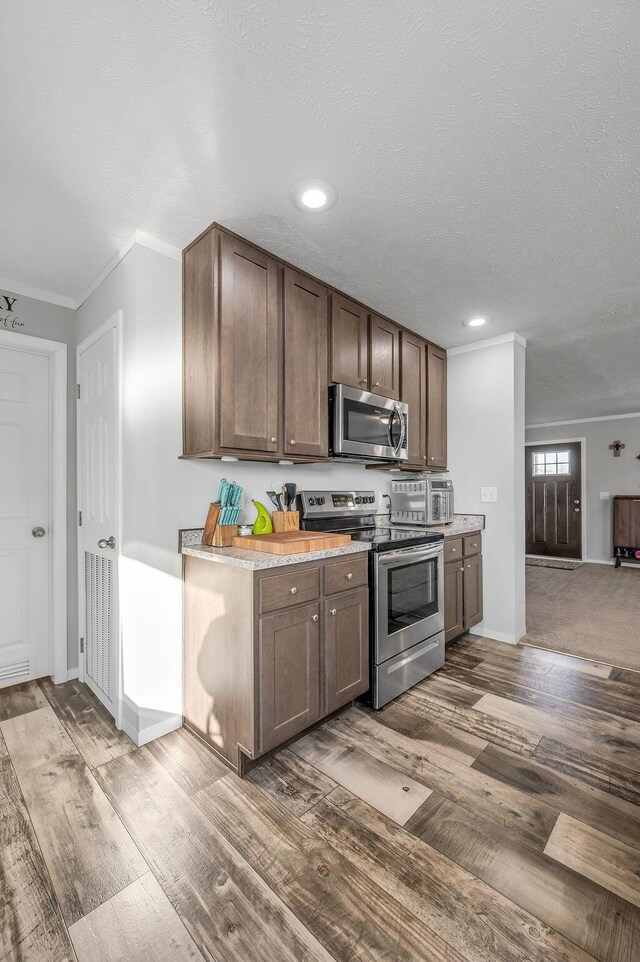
[{"xmin": 525, "ymin": 440, "xmax": 584, "ymax": 560}]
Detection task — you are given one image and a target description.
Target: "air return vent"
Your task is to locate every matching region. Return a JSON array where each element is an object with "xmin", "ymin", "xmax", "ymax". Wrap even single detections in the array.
[{"xmin": 84, "ymin": 551, "xmax": 113, "ymax": 701}]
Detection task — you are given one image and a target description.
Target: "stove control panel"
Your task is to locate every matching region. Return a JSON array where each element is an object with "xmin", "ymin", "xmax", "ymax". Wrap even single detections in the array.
[{"xmin": 298, "ymin": 490, "xmax": 376, "ymax": 518}]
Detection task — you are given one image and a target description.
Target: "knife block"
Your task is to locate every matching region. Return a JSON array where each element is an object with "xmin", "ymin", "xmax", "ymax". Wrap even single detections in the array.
[
  {"xmin": 211, "ymin": 524, "xmax": 239, "ymax": 547},
  {"xmin": 272, "ymin": 511, "xmax": 299, "ymax": 533}
]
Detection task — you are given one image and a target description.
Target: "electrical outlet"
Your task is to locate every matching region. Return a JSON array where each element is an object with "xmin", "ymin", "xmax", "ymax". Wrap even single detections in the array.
[
  {"xmin": 481, "ymin": 486, "xmax": 498, "ymax": 503},
  {"xmin": 599, "ymin": 492, "xmax": 610, "ymax": 500}
]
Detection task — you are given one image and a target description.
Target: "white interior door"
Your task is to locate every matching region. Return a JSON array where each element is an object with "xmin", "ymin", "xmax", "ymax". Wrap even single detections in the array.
[
  {"xmin": 0, "ymin": 346, "xmax": 51, "ymax": 687},
  {"xmin": 77, "ymin": 325, "xmax": 118, "ymax": 716}
]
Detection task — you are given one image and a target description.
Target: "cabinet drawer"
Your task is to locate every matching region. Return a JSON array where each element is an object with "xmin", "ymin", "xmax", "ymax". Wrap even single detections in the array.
[
  {"xmin": 259, "ymin": 566, "xmax": 321, "ymax": 613},
  {"xmin": 444, "ymin": 539, "xmax": 463, "ymax": 562},
  {"xmin": 324, "ymin": 555, "xmax": 368, "ymax": 595},
  {"xmin": 463, "ymin": 534, "xmax": 482, "ymax": 557}
]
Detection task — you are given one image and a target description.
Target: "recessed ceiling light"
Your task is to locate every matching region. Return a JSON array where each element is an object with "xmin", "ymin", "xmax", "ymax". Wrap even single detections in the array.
[
  {"xmin": 290, "ymin": 178, "xmax": 338, "ymax": 213},
  {"xmin": 463, "ymin": 316, "xmax": 491, "ymax": 328},
  {"xmin": 301, "ymin": 188, "xmax": 327, "ymax": 209}
]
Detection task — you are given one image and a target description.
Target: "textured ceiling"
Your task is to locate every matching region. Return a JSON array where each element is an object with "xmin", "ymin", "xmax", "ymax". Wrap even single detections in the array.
[{"xmin": 2, "ymin": 0, "xmax": 640, "ymax": 422}]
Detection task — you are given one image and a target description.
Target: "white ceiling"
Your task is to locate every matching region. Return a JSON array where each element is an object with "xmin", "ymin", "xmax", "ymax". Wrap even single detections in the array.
[{"xmin": 2, "ymin": 0, "xmax": 640, "ymax": 423}]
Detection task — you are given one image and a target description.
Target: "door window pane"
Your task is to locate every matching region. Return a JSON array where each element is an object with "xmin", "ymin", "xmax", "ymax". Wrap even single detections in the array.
[{"xmin": 532, "ymin": 450, "xmax": 571, "ymax": 475}]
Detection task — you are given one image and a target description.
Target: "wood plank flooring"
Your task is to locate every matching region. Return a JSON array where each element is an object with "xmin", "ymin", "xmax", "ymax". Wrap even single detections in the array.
[{"xmin": 1, "ymin": 637, "xmax": 639, "ymax": 961}]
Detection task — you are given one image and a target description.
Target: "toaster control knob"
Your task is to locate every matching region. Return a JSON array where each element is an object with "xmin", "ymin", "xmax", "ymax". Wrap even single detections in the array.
[{"xmin": 309, "ymin": 497, "xmax": 317, "ymax": 506}]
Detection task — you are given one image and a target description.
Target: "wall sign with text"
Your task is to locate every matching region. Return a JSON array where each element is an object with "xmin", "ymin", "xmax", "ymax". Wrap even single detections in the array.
[{"xmin": 0, "ymin": 293, "xmax": 25, "ymax": 331}]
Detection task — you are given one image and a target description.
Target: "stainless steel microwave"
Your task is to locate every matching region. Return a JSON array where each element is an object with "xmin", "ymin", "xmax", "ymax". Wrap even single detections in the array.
[{"xmin": 329, "ymin": 384, "xmax": 408, "ymax": 462}]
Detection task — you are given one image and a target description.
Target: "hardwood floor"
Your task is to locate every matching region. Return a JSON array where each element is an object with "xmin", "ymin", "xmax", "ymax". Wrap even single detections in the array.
[{"xmin": 1, "ymin": 640, "xmax": 639, "ymax": 961}]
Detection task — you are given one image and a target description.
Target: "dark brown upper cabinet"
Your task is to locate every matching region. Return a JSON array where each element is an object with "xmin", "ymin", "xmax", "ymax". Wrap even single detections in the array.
[
  {"xmin": 283, "ymin": 269, "xmax": 329, "ymax": 458},
  {"xmin": 330, "ymin": 294, "xmax": 368, "ymax": 389},
  {"xmin": 400, "ymin": 331, "xmax": 427, "ymax": 468},
  {"xmin": 219, "ymin": 233, "xmax": 279, "ymax": 453},
  {"xmin": 369, "ymin": 315, "xmax": 401, "ymax": 399},
  {"xmin": 426, "ymin": 344, "xmax": 447, "ymax": 469},
  {"xmin": 182, "ymin": 223, "xmax": 446, "ymax": 465}
]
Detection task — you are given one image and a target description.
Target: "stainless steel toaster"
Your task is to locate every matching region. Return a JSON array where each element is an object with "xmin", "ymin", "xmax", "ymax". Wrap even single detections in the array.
[{"xmin": 389, "ymin": 477, "xmax": 454, "ymax": 526}]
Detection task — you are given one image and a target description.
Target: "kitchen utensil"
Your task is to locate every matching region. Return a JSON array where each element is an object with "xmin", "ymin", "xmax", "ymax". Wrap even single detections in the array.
[
  {"xmin": 252, "ymin": 500, "xmax": 273, "ymax": 535},
  {"xmin": 285, "ymin": 483, "xmax": 297, "ymax": 511},
  {"xmin": 266, "ymin": 490, "xmax": 280, "ymax": 509},
  {"xmin": 281, "ymin": 483, "xmax": 288, "ymax": 514},
  {"xmin": 272, "ymin": 481, "xmax": 283, "ymax": 510}
]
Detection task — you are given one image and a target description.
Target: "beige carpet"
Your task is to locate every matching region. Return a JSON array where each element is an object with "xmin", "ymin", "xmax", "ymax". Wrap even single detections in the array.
[{"xmin": 524, "ymin": 562, "xmax": 640, "ymax": 671}]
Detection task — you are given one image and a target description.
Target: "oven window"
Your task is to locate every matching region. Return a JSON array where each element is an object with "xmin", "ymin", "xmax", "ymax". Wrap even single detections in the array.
[
  {"xmin": 387, "ymin": 558, "xmax": 438, "ymax": 635},
  {"xmin": 343, "ymin": 398, "xmax": 399, "ymax": 448}
]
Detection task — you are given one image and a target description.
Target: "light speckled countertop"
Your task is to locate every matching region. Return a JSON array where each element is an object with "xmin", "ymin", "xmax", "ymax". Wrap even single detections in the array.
[
  {"xmin": 180, "ymin": 529, "xmax": 370, "ymax": 570},
  {"xmin": 389, "ymin": 514, "xmax": 485, "ymax": 539}
]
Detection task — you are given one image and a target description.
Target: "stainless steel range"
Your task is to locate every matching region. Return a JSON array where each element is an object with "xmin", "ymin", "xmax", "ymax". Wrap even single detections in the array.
[{"xmin": 299, "ymin": 489, "xmax": 445, "ymax": 709}]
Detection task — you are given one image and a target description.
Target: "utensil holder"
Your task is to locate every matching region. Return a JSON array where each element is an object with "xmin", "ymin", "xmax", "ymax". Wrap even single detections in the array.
[
  {"xmin": 272, "ymin": 511, "xmax": 300, "ymax": 533},
  {"xmin": 211, "ymin": 524, "xmax": 239, "ymax": 547}
]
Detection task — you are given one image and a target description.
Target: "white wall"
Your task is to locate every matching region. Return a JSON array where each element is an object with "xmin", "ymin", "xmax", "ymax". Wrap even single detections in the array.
[
  {"xmin": 447, "ymin": 334, "xmax": 527, "ymax": 644},
  {"xmin": 76, "ymin": 244, "xmax": 402, "ymax": 743},
  {"xmin": 1, "ymin": 289, "xmax": 78, "ymax": 670},
  {"xmin": 526, "ymin": 415, "xmax": 640, "ymax": 563}
]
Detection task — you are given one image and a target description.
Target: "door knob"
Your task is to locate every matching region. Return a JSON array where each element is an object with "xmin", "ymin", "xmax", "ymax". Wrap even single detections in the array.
[
  {"xmin": 98, "ymin": 536, "xmax": 116, "ymax": 549},
  {"xmin": 32, "ymin": 526, "xmax": 46, "ymax": 538}
]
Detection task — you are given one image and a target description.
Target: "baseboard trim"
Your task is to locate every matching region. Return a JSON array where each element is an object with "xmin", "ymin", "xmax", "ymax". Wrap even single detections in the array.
[
  {"xmin": 66, "ymin": 668, "xmax": 79, "ymax": 682},
  {"xmin": 585, "ymin": 557, "xmax": 639, "ymax": 569},
  {"xmin": 121, "ymin": 712, "xmax": 182, "ymax": 747},
  {"xmin": 469, "ymin": 626, "xmax": 524, "ymax": 645}
]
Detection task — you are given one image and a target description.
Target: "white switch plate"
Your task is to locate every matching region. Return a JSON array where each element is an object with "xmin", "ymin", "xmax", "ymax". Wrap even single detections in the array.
[
  {"xmin": 481, "ymin": 486, "xmax": 498, "ymax": 503},
  {"xmin": 599, "ymin": 491, "xmax": 610, "ymax": 500}
]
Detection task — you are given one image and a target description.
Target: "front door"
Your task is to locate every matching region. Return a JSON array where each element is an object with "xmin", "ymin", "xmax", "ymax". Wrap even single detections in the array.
[
  {"xmin": 77, "ymin": 325, "xmax": 118, "ymax": 716},
  {"xmin": 0, "ymin": 344, "xmax": 50, "ymax": 687},
  {"xmin": 526, "ymin": 442, "xmax": 582, "ymax": 559}
]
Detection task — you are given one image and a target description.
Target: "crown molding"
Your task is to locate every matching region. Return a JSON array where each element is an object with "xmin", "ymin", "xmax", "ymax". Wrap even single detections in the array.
[
  {"xmin": 447, "ymin": 332, "xmax": 527, "ymax": 356},
  {"xmin": 75, "ymin": 230, "xmax": 181, "ymax": 309},
  {"xmin": 526, "ymin": 411, "xmax": 640, "ymax": 429},
  {"xmin": 0, "ymin": 279, "xmax": 76, "ymax": 310}
]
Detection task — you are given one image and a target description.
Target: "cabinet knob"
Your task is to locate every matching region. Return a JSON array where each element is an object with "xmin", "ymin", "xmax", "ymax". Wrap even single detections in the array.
[
  {"xmin": 346, "ymin": 572, "xmax": 353, "ymax": 580},
  {"xmin": 373, "ymin": 382, "xmax": 380, "ymax": 388},
  {"xmin": 451, "ymin": 547, "xmax": 456, "ymax": 553},
  {"xmin": 290, "ymin": 439, "xmax": 296, "ymax": 445},
  {"xmin": 466, "ymin": 564, "xmax": 471, "ymax": 569},
  {"xmin": 290, "ymin": 586, "xmax": 298, "ymax": 595},
  {"xmin": 360, "ymin": 378, "xmax": 368, "ymax": 385},
  {"xmin": 312, "ymin": 614, "xmax": 319, "ymax": 622},
  {"xmin": 330, "ymin": 608, "xmax": 337, "ymax": 616},
  {"xmin": 430, "ymin": 456, "xmax": 435, "ymax": 461},
  {"xmin": 270, "ymin": 437, "xmax": 277, "ymax": 443},
  {"xmin": 460, "ymin": 565, "xmax": 464, "ymax": 572}
]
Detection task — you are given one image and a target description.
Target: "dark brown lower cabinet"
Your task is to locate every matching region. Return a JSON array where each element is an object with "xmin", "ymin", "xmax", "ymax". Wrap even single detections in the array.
[
  {"xmin": 444, "ymin": 560, "xmax": 464, "ymax": 643},
  {"xmin": 183, "ymin": 552, "xmax": 369, "ymax": 774},
  {"xmin": 463, "ymin": 553, "xmax": 483, "ymax": 630},
  {"xmin": 444, "ymin": 533, "xmax": 483, "ymax": 644},
  {"xmin": 325, "ymin": 588, "xmax": 369, "ymax": 713},
  {"xmin": 259, "ymin": 603, "xmax": 322, "ymax": 753}
]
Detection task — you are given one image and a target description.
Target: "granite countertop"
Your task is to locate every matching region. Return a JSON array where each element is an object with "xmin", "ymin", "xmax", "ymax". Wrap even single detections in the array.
[
  {"xmin": 389, "ymin": 514, "xmax": 485, "ymax": 539},
  {"xmin": 179, "ymin": 529, "xmax": 371, "ymax": 570}
]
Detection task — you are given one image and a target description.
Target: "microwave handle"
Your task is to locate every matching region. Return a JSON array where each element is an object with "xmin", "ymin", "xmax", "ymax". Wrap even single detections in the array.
[{"xmin": 388, "ymin": 405, "xmax": 405, "ymax": 456}]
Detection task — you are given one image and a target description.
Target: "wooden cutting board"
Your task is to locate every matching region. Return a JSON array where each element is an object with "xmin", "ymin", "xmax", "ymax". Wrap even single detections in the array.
[{"xmin": 232, "ymin": 531, "xmax": 352, "ymax": 555}]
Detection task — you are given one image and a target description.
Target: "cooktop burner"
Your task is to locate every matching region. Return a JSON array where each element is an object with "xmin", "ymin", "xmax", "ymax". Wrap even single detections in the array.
[{"xmin": 297, "ymin": 489, "xmax": 444, "ymax": 553}]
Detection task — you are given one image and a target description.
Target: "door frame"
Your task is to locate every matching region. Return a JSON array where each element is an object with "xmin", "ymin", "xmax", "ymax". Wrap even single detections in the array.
[
  {"xmin": 76, "ymin": 311, "xmax": 124, "ymax": 726},
  {"xmin": 525, "ymin": 437, "xmax": 586, "ymax": 561},
  {"xmin": 0, "ymin": 329, "xmax": 68, "ymax": 684}
]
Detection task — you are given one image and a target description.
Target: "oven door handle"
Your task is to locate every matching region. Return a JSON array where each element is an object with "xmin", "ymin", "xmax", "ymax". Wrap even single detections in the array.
[{"xmin": 377, "ymin": 544, "xmax": 443, "ymax": 565}]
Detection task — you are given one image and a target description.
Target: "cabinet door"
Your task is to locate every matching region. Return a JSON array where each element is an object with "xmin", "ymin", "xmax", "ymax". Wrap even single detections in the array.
[
  {"xmin": 259, "ymin": 603, "xmax": 321, "ymax": 753},
  {"xmin": 400, "ymin": 331, "xmax": 427, "ymax": 467},
  {"xmin": 330, "ymin": 294, "xmax": 368, "ymax": 389},
  {"xmin": 219, "ymin": 234, "xmax": 279, "ymax": 452},
  {"xmin": 283, "ymin": 269, "xmax": 329, "ymax": 457},
  {"xmin": 444, "ymin": 560, "xmax": 464, "ymax": 643},
  {"xmin": 463, "ymin": 553, "xmax": 483, "ymax": 631},
  {"xmin": 426, "ymin": 344, "xmax": 447, "ymax": 468},
  {"xmin": 369, "ymin": 315, "xmax": 401, "ymax": 399},
  {"xmin": 325, "ymin": 588, "xmax": 369, "ymax": 713}
]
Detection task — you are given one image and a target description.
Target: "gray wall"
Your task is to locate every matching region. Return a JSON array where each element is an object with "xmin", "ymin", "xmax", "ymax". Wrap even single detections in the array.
[
  {"xmin": 0, "ymin": 289, "xmax": 78, "ymax": 670},
  {"xmin": 526, "ymin": 416, "xmax": 640, "ymax": 563},
  {"xmin": 447, "ymin": 336, "xmax": 527, "ymax": 643}
]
